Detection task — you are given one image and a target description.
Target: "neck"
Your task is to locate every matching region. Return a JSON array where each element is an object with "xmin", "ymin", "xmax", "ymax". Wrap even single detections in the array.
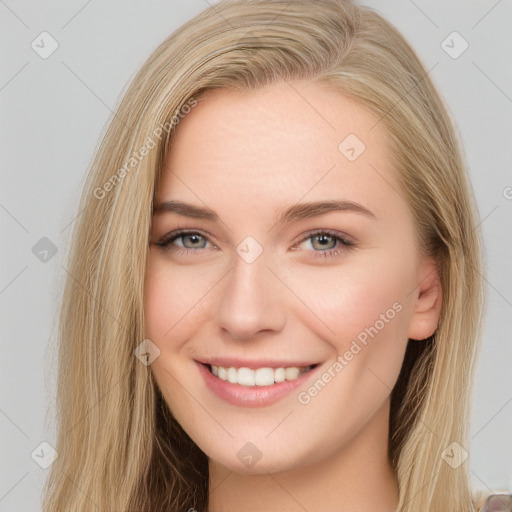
[{"xmin": 208, "ymin": 398, "xmax": 399, "ymax": 512}]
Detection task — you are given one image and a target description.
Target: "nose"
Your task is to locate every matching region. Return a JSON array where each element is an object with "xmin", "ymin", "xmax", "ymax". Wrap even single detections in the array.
[{"xmin": 215, "ymin": 253, "xmax": 286, "ymax": 342}]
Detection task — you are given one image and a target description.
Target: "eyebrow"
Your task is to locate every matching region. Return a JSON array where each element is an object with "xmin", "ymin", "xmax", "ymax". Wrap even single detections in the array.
[{"xmin": 153, "ymin": 199, "xmax": 376, "ymax": 224}]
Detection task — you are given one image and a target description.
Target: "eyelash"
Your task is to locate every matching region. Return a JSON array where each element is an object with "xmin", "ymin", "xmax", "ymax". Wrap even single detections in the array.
[{"xmin": 154, "ymin": 229, "xmax": 354, "ymax": 260}]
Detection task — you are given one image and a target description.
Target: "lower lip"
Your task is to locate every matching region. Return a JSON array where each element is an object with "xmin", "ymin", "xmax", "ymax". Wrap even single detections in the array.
[{"xmin": 197, "ymin": 362, "xmax": 318, "ymax": 408}]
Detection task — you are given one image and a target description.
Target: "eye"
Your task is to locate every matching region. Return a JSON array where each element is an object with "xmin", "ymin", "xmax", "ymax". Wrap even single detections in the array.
[
  {"xmin": 154, "ymin": 229, "xmax": 354, "ymax": 260},
  {"xmin": 292, "ymin": 230, "xmax": 354, "ymax": 259},
  {"xmin": 154, "ymin": 230, "xmax": 215, "ymax": 255}
]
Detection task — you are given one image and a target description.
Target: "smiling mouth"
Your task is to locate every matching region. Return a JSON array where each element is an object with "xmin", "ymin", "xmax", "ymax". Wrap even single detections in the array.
[{"xmin": 206, "ymin": 364, "xmax": 317, "ymax": 387}]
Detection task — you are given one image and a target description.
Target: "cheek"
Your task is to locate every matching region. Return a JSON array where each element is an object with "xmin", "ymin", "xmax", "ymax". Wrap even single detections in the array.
[
  {"xmin": 143, "ymin": 251, "xmax": 216, "ymax": 343},
  {"xmin": 277, "ymin": 248, "xmax": 417, "ymax": 400},
  {"xmin": 143, "ymin": 254, "xmax": 214, "ymax": 421},
  {"xmin": 286, "ymin": 260, "xmax": 414, "ymax": 440},
  {"xmin": 281, "ymin": 251, "xmax": 416, "ymax": 348}
]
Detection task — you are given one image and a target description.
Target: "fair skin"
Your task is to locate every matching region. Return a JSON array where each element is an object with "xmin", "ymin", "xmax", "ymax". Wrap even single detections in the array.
[{"xmin": 144, "ymin": 79, "xmax": 442, "ymax": 512}]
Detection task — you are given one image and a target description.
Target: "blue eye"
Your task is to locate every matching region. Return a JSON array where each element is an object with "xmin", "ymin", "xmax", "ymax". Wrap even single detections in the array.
[
  {"xmin": 155, "ymin": 230, "xmax": 212, "ymax": 255},
  {"xmin": 293, "ymin": 230, "xmax": 354, "ymax": 259},
  {"xmin": 154, "ymin": 229, "xmax": 354, "ymax": 259}
]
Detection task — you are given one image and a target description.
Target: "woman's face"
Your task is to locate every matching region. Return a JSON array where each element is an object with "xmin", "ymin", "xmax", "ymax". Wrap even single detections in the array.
[{"xmin": 144, "ymin": 79, "xmax": 441, "ymax": 474}]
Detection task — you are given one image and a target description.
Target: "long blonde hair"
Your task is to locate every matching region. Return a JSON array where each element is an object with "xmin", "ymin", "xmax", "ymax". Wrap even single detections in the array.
[{"xmin": 42, "ymin": 1, "xmax": 484, "ymax": 510}]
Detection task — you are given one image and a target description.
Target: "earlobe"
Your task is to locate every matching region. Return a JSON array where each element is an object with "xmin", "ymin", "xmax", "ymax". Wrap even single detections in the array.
[{"xmin": 407, "ymin": 258, "xmax": 443, "ymax": 341}]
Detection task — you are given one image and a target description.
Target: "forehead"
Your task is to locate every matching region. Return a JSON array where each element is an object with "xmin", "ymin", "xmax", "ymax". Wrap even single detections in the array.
[{"xmin": 157, "ymin": 80, "xmax": 401, "ymax": 223}]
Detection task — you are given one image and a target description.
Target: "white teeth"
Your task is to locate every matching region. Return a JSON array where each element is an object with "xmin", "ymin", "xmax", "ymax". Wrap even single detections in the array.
[
  {"xmin": 284, "ymin": 367, "xmax": 300, "ymax": 380},
  {"xmin": 255, "ymin": 367, "xmax": 274, "ymax": 386},
  {"xmin": 237, "ymin": 367, "xmax": 255, "ymax": 386},
  {"xmin": 227, "ymin": 367, "xmax": 237, "ymax": 384},
  {"xmin": 210, "ymin": 365, "xmax": 312, "ymax": 386},
  {"xmin": 274, "ymin": 367, "xmax": 285, "ymax": 383}
]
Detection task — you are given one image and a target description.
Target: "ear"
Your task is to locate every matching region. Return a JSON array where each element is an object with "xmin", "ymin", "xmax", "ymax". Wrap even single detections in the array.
[{"xmin": 407, "ymin": 256, "xmax": 442, "ymax": 341}]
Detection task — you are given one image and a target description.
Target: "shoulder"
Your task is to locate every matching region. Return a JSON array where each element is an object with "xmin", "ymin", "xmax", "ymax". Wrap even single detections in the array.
[{"xmin": 473, "ymin": 491, "xmax": 512, "ymax": 511}]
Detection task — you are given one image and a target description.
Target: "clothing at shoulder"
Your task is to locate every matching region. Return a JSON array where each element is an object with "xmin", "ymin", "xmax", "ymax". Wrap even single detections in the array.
[{"xmin": 475, "ymin": 492, "xmax": 512, "ymax": 511}]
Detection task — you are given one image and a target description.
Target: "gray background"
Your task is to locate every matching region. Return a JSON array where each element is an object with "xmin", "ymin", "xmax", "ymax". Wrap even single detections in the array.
[{"xmin": 1, "ymin": 1, "xmax": 511, "ymax": 510}]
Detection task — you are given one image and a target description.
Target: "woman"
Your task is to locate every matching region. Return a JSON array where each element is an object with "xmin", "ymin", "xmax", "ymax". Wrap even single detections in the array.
[{"xmin": 42, "ymin": 0, "xmax": 509, "ymax": 510}]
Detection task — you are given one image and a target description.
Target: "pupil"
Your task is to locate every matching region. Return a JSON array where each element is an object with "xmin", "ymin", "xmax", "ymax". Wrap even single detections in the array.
[
  {"xmin": 315, "ymin": 234, "xmax": 333, "ymax": 250},
  {"xmin": 186, "ymin": 234, "xmax": 202, "ymax": 247}
]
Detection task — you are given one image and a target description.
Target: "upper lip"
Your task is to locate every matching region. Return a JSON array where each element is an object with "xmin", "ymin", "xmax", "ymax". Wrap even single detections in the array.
[{"xmin": 196, "ymin": 358, "xmax": 319, "ymax": 369}]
